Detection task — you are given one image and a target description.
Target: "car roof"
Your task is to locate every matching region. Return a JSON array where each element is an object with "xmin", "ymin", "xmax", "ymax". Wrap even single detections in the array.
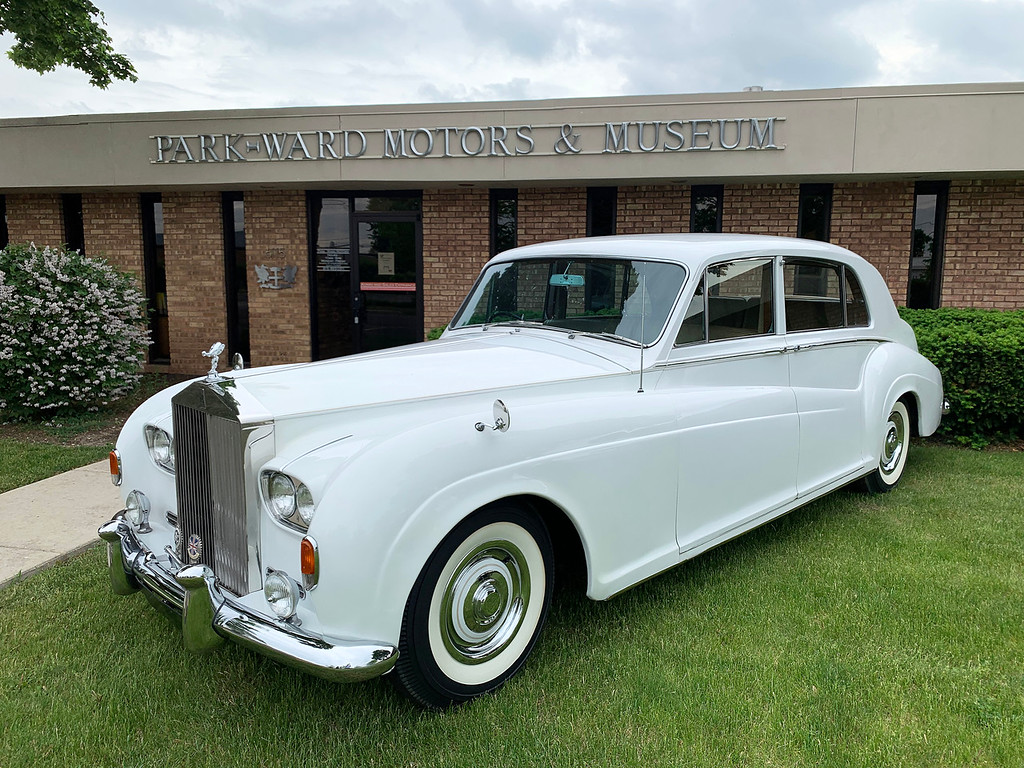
[{"xmin": 491, "ymin": 233, "xmax": 862, "ymax": 270}]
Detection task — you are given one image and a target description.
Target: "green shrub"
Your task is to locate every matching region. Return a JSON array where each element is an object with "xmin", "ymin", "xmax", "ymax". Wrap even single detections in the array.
[
  {"xmin": 0, "ymin": 243, "xmax": 149, "ymax": 420},
  {"xmin": 900, "ymin": 307, "xmax": 1024, "ymax": 447},
  {"xmin": 426, "ymin": 326, "xmax": 446, "ymax": 341}
]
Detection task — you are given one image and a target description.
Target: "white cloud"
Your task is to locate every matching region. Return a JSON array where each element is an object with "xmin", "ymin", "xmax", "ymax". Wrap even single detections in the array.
[{"xmin": 1, "ymin": 0, "xmax": 1023, "ymax": 118}]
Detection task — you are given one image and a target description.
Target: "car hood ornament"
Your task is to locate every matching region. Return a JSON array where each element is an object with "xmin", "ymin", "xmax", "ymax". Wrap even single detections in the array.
[{"xmin": 202, "ymin": 341, "xmax": 226, "ymax": 382}]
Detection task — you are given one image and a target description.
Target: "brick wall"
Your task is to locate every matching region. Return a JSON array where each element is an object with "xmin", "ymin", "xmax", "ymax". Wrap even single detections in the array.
[
  {"xmin": 617, "ymin": 185, "xmax": 689, "ymax": 233},
  {"xmin": 162, "ymin": 192, "xmax": 228, "ymax": 375},
  {"xmin": 245, "ymin": 190, "xmax": 311, "ymax": 366},
  {"xmin": 422, "ymin": 188, "xmax": 490, "ymax": 333},
  {"xmin": 518, "ymin": 187, "xmax": 587, "ymax": 245},
  {"xmin": 832, "ymin": 182, "xmax": 915, "ymax": 305},
  {"xmin": 943, "ymin": 180, "xmax": 1024, "ymax": 310},
  {"xmin": 82, "ymin": 193, "xmax": 144, "ymax": 280},
  {"xmin": 721, "ymin": 183, "xmax": 800, "ymax": 236},
  {"xmin": 5, "ymin": 193, "xmax": 64, "ymax": 246}
]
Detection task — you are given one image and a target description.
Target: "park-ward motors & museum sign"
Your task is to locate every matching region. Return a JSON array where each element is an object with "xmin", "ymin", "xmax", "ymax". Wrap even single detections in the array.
[{"xmin": 152, "ymin": 117, "xmax": 785, "ymax": 163}]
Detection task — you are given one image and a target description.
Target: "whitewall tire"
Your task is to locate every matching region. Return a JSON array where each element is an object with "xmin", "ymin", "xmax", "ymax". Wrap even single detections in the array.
[
  {"xmin": 862, "ymin": 400, "xmax": 911, "ymax": 494},
  {"xmin": 391, "ymin": 504, "xmax": 553, "ymax": 708}
]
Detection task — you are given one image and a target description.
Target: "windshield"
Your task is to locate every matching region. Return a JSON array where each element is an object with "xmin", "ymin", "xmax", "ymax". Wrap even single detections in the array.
[{"xmin": 450, "ymin": 257, "xmax": 687, "ymax": 345}]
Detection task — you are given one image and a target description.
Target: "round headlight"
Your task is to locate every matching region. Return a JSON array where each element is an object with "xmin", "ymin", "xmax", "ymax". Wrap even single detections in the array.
[
  {"xmin": 267, "ymin": 472, "xmax": 296, "ymax": 520},
  {"xmin": 296, "ymin": 484, "xmax": 315, "ymax": 526},
  {"xmin": 145, "ymin": 426, "xmax": 175, "ymax": 472},
  {"xmin": 264, "ymin": 570, "xmax": 299, "ymax": 619}
]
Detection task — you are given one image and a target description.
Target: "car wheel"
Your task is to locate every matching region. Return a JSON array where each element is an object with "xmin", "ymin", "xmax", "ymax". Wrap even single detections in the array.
[
  {"xmin": 391, "ymin": 504, "xmax": 553, "ymax": 708},
  {"xmin": 861, "ymin": 400, "xmax": 911, "ymax": 493}
]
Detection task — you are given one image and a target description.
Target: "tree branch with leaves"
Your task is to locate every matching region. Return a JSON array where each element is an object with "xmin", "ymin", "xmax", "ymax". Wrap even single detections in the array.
[{"xmin": 0, "ymin": 0, "xmax": 136, "ymax": 88}]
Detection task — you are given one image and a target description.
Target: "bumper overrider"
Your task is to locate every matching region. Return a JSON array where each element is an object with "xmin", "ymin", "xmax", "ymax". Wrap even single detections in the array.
[{"xmin": 98, "ymin": 513, "xmax": 398, "ymax": 682}]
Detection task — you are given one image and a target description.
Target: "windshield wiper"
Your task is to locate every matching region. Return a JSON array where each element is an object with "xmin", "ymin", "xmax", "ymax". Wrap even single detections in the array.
[
  {"xmin": 481, "ymin": 319, "xmax": 546, "ymax": 330},
  {"xmin": 573, "ymin": 331, "xmax": 643, "ymax": 347}
]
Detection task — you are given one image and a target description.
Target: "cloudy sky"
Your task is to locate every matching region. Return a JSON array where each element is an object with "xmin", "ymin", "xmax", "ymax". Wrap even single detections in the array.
[{"xmin": 1, "ymin": 0, "xmax": 1023, "ymax": 118}]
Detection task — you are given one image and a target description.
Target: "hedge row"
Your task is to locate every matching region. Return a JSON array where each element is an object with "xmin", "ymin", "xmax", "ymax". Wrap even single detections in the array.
[{"xmin": 900, "ymin": 307, "xmax": 1024, "ymax": 447}]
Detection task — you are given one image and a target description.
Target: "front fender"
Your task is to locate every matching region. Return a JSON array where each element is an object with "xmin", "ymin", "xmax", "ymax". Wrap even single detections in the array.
[{"xmin": 301, "ymin": 386, "xmax": 681, "ymax": 648}]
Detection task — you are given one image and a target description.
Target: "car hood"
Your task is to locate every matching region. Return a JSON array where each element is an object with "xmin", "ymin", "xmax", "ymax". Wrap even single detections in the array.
[{"xmin": 227, "ymin": 332, "xmax": 631, "ymax": 419}]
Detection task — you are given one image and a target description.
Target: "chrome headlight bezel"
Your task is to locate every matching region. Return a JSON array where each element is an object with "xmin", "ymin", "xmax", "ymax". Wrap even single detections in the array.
[
  {"xmin": 260, "ymin": 470, "xmax": 316, "ymax": 531},
  {"xmin": 144, "ymin": 425, "xmax": 175, "ymax": 474}
]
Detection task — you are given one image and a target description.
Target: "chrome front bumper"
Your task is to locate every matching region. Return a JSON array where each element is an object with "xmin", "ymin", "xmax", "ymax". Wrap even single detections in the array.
[{"xmin": 98, "ymin": 514, "xmax": 398, "ymax": 683}]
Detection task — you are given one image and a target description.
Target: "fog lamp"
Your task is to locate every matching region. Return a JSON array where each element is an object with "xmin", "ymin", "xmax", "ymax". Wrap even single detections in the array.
[
  {"xmin": 124, "ymin": 490, "xmax": 151, "ymax": 533},
  {"xmin": 264, "ymin": 569, "xmax": 300, "ymax": 620}
]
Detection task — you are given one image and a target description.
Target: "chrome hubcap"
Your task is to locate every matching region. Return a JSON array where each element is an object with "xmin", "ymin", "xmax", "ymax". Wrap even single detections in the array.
[
  {"xmin": 880, "ymin": 410, "xmax": 906, "ymax": 476},
  {"xmin": 440, "ymin": 540, "xmax": 530, "ymax": 665}
]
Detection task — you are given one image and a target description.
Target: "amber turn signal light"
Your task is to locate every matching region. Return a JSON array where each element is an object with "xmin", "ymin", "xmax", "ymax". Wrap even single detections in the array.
[
  {"xmin": 300, "ymin": 536, "xmax": 319, "ymax": 590},
  {"xmin": 109, "ymin": 449, "xmax": 122, "ymax": 486}
]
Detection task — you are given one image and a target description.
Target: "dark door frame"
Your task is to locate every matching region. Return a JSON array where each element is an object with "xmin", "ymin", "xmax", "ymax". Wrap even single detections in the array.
[
  {"xmin": 349, "ymin": 209, "xmax": 424, "ymax": 354},
  {"xmin": 308, "ymin": 193, "xmax": 423, "ymax": 360}
]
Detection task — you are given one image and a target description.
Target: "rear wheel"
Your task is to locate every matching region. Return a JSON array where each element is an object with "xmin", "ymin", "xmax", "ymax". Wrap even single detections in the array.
[
  {"xmin": 861, "ymin": 400, "xmax": 911, "ymax": 493},
  {"xmin": 391, "ymin": 504, "xmax": 553, "ymax": 708}
]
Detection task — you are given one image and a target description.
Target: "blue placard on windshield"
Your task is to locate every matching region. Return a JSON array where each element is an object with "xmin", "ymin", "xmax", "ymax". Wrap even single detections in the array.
[{"xmin": 550, "ymin": 274, "xmax": 585, "ymax": 287}]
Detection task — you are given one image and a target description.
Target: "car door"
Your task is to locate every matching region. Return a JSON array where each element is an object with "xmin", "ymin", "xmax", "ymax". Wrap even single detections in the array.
[
  {"xmin": 782, "ymin": 258, "xmax": 874, "ymax": 494},
  {"xmin": 658, "ymin": 256, "xmax": 800, "ymax": 556}
]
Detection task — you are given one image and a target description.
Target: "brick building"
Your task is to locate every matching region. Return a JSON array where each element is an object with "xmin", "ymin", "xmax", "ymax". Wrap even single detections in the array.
[{"xmin": 1, "ymin": 82, "xmax": 1022, "ymax": 375}]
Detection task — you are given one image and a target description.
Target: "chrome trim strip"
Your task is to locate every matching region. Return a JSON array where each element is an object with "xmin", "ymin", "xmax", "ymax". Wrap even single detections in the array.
[
  {"xmin": 99, "ymin": 515, "xmax": 398, "ymax": 683},
  {"xmin": 660, "ymin": 336, "xmax": 889, "ymax": 368},
  {"xmin": 782, "ymin": 336, "xmax": 889, "ymax": 352},
  {"xmin": 657, "ymin": 346, "xmax": 787, "ymax": 368}
]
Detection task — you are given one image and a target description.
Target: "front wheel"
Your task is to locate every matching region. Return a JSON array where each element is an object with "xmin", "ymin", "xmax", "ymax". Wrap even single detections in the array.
[
  {"xmin": 391, "ymin": 504, "xmax": 554, "ymax": 708},
  {"xmin": 861, "ymin": 400, "xmax": 911, "ymax": 493}
]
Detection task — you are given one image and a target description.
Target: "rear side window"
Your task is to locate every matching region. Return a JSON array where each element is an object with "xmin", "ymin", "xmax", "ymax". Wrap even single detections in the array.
[{"xmin": 784, "ymin": 258, "xmax": 870, "ymax": 332}]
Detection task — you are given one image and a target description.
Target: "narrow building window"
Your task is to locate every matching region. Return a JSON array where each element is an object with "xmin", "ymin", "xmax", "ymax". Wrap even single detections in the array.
[
  {"xmin": 62, "ymin": 193, "xmax": 86, "ymax": 254},
  {"xmin": 0, "ymin": 195, "xmax": 8, "ymax": 249},
  {"xmin": 141, "ymin": 193, "xmax": 170, "ymax": 363},
  {"xmin": 587, "ymin": 187, "xmax": 617, "ymax": 236},
  {"xmin": 223, "ymin": 192, "xmax": 250, "ymax": 364},
  {"xmin": 908, "ymin": 181, "xmax": 949, "ymax": 309},
  {"xmin": 690, "ymin": 185, "xmax": 723, "ymax": 233},
  {"xmin": 490, "ymin": 189, "xmax": 518, "ymax": 255},
  {"xmin": 797, "ymin": 183, "xmax": 833, "ymax": 241}
]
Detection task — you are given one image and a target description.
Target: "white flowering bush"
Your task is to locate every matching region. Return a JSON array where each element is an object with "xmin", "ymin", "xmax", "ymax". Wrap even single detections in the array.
[{"xmin": 0, "ymin": 243, "xmax": 150, "ymax": 419}]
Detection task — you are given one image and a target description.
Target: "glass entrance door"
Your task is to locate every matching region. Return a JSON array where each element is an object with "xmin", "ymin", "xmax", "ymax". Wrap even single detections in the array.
[{"xmin": 352, "ymin": 213, "xmax": 421, "ymax": 352}]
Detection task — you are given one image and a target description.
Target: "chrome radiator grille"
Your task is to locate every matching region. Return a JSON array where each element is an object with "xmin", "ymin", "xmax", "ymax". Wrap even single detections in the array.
[{"xmin": 173, "ymin": 400, "xmax": 249, "ymax": 597}]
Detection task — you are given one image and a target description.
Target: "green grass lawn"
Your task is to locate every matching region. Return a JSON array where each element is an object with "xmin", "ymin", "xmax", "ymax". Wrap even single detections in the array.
[
  {"xmin": 1, "ymin": 444, "xmax": 1021, "ymax": 767},
  {"xmin": 0, "ymin": 439, "xmax": 111, "ymax": 493}
]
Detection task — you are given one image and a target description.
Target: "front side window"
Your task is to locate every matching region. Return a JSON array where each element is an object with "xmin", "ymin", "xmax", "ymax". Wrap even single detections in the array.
[
  {"xmin": 676, "ymin": 257, "xmax": 774, "ymax": 344},
  {"xmin": 784, "ymin": 258, "xmax": 870, "ymax": 331},
  {"xmin": 452, "ymin": 257, "xmax": 686, "ymax": 345}
]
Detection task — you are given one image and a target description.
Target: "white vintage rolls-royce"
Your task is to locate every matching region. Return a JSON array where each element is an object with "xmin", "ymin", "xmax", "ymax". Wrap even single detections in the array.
[{"xmin": 101, "ymin": 234, "xmax": 945, "ymax": 708}]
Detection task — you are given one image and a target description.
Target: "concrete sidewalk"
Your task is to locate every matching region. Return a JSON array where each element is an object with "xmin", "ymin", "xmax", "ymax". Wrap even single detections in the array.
[{"xmin": 0, "ymin": 460, "xmax": 121, "ymax": 588}]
